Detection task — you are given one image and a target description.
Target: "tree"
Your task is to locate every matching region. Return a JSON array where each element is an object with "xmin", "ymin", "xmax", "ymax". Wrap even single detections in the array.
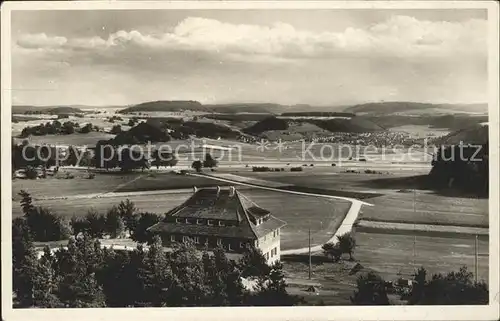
[
  {"xmin": 19, "ymin": 191, "xmax": 71, "ymax": 242},
  {"xmin": 136, "ymin": 236, "xmax": 173, "ymax": 307},
  {"xmin": 322, "ymin": 242, "xmax": 342, "ymax": 262},
  {"xmin": 12, "ymin": 217, "xmax": 38, "ymax": 307},
  {"xmin": 250, "ymin": 261, "xmax": 301, "ymax": 306},
  {"xmin": 84, "ymin": 209, "xmax": 106, "ymax": 238},
  {"xmin": 25, "ymin": 166, "xmax": 39, "ymax": 179},
  {"xmin": 238, "ymin": 246, "xmax": 270, "ymax": 278},
  {"xmin": 66, "ymin": 146, "xmax": 78, "ymax": 166},
  {"xmin": 118, "ymin": 147, "xmax": 150, "ymax": 172},
  {"xmin": 55, "ymin": 235, "xmax": 107, "ymax": 307},
  {"xmin": 110, "ymin": 125, "xmax": 122, "ymax": 134},
  {"xmin": 203, "ymin": 153, "xmax": 218, "ymax": 168},
  {"xmin": 202, "ymin": 247, "xmax": 245, "ymax": 306},
  {"xmin": 131, "ymin": 212, "xmax": 161, "ymax": 244},
  {"xmin": 33, "ymin": 247, "xmax": 62, "ymax": 308},
  {"xmin": 70, "ymin": 216, "xmax": 89, "ymax": 236},
  {"xmin": 79, "ymin": 123, "xmax": 93, "ymax": 134},
  {"xmin": 407, "ymin": 266, "xmax": 488, "ymax": 305},
  {"xmin": 105, "ymin": 206, "xmax": 126, "ymax": 238},
  {"xmin": 191, "ymin": 160, "xmax": 203, "ymax": 172},
  {"xmin": 350, "ymin": 271, "xmax": 390, "ymax": 305},
  {"xmin": 117, "ymin": 199, "xmax": 138, "ymax": 233},
  {"xmin": 336, "ymin": 232, "xmax": 356, "ymax": 260},
  {"xmin": 62, "ymin": 121, "xmax": 76, "ymax": 134},
  {"xmin": 151, "ymin": 149, "xmax": 178, "ymax": 168}
]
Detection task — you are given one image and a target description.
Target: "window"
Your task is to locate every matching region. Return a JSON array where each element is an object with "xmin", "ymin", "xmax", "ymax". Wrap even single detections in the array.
[
  {"xmin": 277, "ymin": 229, "xmax": 279, "ymax": 236},
  {"xmin": 228, "ymin": 243, "xmax": 232, "ymax": 251},
  {"xmin": 185, "ymin": 218, "xmax": 190, "ymax": 224},
  {"xmin": 193, "ymin": 236, "xmax": 200, "ymax": 244},
  {"xmin": 196, "ymin": 219, "xmax": 202, "ymax": 225},
  {"xmin": 208, "ymin": 220, "xmax": 213, "ymax": 226},
  {"xmin": 182, "ymin": 236, "xmax": 189, "ymax": 243},
  {"xmin": 217, "ymin": 238, "xmax": 222, "ymax": 246},
  {"xmin": 273, "ymin": 230, "xmax": 276, "ymax": 237},
  {"xmin": 170, "ymin": 235, "xmax": 175, "ymax": 242},
  {"xmin": 218, "ymin": 221, "xmax": 224, "ymax": 226},
  {"xmin": 176, "ymin": 218, "xmax": 181, "ymax": 223},
  {"xmin": 254, "ymin": 240, "xmax": 259, "ymax": 247},
  {"xmin": 270, "ymin": 250, "xmax": 273, "ymax": 258},
  {"xmin": 265, "ymin": 252, "xmax": 269, "ymax": 260},
  {"xmin": 240, "ymin": 242, "xmax": 245, "ymax": 248}
]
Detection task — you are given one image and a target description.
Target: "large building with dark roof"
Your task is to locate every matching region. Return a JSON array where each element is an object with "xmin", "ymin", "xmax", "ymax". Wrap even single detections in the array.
[{"xmin": 147, "ymin": 186, "xmax": 286, "ymax": 264}]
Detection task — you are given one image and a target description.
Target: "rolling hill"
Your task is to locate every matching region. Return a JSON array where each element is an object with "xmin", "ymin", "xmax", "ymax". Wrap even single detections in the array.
[
  {"xmin": 343, "ymin": 102, "xmax": 488, "ymax": 116},
  {"xmin": 12, "ymin": 106, "xmax": 84, "ymax": 115},
  {"xmin": 431, "ymin": 123, "xmax": 489, "ymax": 146},
  {"xmin": 118, "ymin": 100, "xmax": 206, "ymax": 113}
]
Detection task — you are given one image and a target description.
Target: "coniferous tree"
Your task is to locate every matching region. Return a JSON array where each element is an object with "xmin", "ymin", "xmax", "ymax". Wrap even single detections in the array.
[
  {"xmin": 12, "ymin": 217, "xmax": 38, "ymax": 307},
  {"xmin": 351, "ymin": 271, "xmax": 390, "ymax": 305}
]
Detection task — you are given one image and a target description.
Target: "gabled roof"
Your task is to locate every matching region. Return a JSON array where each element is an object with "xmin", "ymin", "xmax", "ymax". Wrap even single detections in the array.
[{"xmin": 148, "ymin": 186, "xmax": 286, "ymax": 240}]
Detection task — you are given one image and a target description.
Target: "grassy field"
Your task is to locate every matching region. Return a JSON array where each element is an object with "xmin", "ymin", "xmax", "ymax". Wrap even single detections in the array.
[
  {"xmin": 114, "ymin": 173, "xmax": 231, "ymax": 192},
  {"xmin": 12, "ymin": 185, "xmax": 351, "ymax": 251},
  {"xmin": 358, "ymin": 191, "xmax": 488, "ymax": 228},
  {"xmin": 17, "ymin": 132, "xmax": 116, "ymax": 146},
  {"xmin": 354, "ymin": 231, "xmax": 489, "ymax": 283},
  {"xmin": 12, "ymin": 173, "xmax": 138, "ymax": 201},
  {"xmin": 234, "ymin": 169, "xmax": 488, "ymax": 227}
]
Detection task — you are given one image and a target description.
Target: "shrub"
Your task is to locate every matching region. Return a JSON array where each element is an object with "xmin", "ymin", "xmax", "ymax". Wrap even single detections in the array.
[
  {"xmin": 252, "ymin": 166, "xmax": 271, "ymax": 172},
  {"xmin": 290, "ymin": 167, "xmax": 303, "ymax": 172},
  {"xmin": 25, "ymin": 166, "xmax": 39, "ymax": 179}
]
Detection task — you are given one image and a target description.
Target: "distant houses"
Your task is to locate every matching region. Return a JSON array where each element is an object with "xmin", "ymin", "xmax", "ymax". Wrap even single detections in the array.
[{"xmin": 148, "ymin": 186, "xmax": 286, "ymax": 264}]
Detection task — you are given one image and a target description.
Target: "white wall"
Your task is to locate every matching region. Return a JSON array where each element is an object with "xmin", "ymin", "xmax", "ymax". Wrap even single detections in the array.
[{"xmin": 257, "ymin": 227, "xmax": 281, "ymax": 265}]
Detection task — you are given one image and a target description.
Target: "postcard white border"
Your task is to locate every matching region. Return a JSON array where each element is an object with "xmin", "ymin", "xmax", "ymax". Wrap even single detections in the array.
[{"xmin": 1, "ymin": 1, "xmax": 499, "ymax": 321}]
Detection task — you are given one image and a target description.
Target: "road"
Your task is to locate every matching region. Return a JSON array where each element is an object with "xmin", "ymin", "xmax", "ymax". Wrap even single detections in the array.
[{"xmin": 186, "ymin": 172, "xmax": 373, "ymax": 255}]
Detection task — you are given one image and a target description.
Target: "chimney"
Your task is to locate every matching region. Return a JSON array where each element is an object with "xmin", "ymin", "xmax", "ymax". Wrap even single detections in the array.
[
  {"xmin": 229, "ymin": 186, "xmax": 236, "ymax": 197},
  {"xmin": 193, "ymin": 186, "xmax": 198, "ymax": 193}
]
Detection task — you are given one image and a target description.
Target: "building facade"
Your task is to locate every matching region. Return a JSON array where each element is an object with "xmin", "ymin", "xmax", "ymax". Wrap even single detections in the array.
[{"xmin": 148, "ymin": 186, "xmax": 286, "ymax": 264}]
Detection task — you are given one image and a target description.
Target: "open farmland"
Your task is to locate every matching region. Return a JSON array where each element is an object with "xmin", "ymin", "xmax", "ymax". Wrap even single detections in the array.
[
  {"xmin": 232, "ymin": 168, "xmax": 488, "ymax": 227},
  {"xmin": 114, "ymin": 172, "xmax": 231, "ymax": 192},
  {"xmin": 12, "ymin": 173, "xmax": 138, "ymax": 201},
  {"xmin": 358, "ymin": 191, "xmax": 488, "ymax": 228},
  {"xmin": 354, "ymin": 231, "xmax": 489, "ymax": 283},
  {"xmin": 18, "ymin": 132, "xmax": 116, "ymax": 146}
]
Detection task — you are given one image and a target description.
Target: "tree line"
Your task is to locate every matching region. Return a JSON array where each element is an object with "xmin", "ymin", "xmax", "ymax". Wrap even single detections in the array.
[
  {"xmin": 430, "ymin": 143, "xmax": 488, "ymax": 196},
  {"xmin": 321, "ymin": 233, "xmax": 488, "ymax": 305},
  {"xmin": 16, "ymin": 191, "xmax": 162, "ymax": 244},
  {"xmin": 20, "ymin": 120, "xmax": 99, "ymax": 138},
  {"xmin": 13, "ymin": 222, "xmax": 301, "ymax": 308}
]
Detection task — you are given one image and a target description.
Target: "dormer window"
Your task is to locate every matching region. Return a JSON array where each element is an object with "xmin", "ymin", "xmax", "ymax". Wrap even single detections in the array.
[
  {"xmin": 196, "ymin": 219, "xmax": 203, "ymax": 225},
  {"xmin": 176, "ymin": 218, "xmax": 181, "ymax": 223},
  {"xmin": 218, "ymin": 221, "xmax": 224, "ymax": 226},
  {"xmin": 185, "ymin": 218, "xmax": 190, "ymax": 224},
  {"xmin": 207, "ymin": 219, "xmax": 213, "ymax": 226}
]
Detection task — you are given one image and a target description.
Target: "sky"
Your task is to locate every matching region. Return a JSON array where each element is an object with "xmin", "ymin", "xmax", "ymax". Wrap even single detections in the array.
[{"xmin": 11, "ymin": 9, "xmax": 488, "ymax": 107}]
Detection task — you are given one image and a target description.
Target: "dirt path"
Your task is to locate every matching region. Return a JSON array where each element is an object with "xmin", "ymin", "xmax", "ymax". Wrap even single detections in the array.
[{"xmin": 187, "ymin": 173, "xmax": 373, "ymax": 255}]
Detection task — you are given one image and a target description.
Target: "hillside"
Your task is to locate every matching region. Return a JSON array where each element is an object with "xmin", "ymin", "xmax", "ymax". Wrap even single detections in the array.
[
  {"xmin": 243, "ymin": 115, "xmax": 384, "ymax": 136},
  {"xmin": 432, "ymin": 123, "xmax": 489, "ymax": 146},
  {"xmin": 12, "ymin": 105, "xmax": 84, "ymax": 115},
  {"xmin": 344, "ymin": 102, "xmax": 488, "ymax": 116},
  {"xmin": 207, "ymin": 103, "xmax": 284, "ymax": 114},
  {"xmin": 119, "ymin": 100, "xmax": 206, "ymax": 113}
]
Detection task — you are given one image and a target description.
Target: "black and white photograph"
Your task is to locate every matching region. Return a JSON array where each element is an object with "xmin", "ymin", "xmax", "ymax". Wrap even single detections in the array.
[{"xmin": 1, "ymin": 1, "xmax": 499, "ymax": 320}]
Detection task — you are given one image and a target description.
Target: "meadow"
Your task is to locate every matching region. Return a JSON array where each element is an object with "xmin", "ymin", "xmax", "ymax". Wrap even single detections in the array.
[
  {"xmin": 12, "ymin": 184, "xmax": 351, "ymax": 251},
  {"xmin": 354, "ymin": 231, "xmax": 489, "ymax": 283}
]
